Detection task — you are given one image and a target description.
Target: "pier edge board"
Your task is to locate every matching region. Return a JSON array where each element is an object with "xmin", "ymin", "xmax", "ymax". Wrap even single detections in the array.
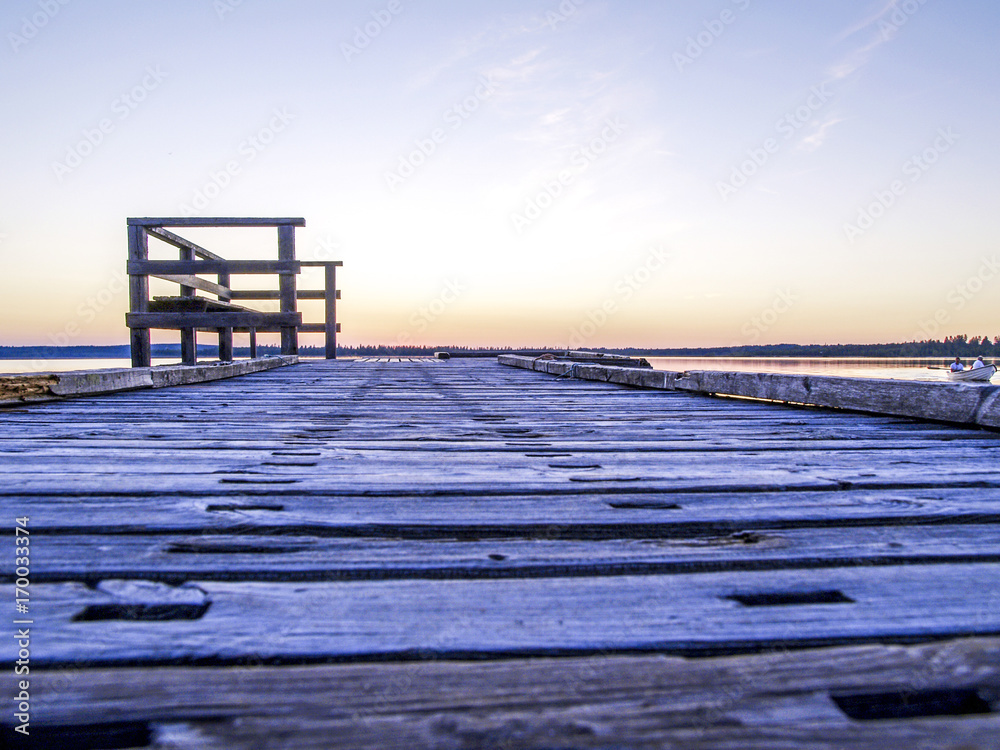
[{"xmin": 498, "ymin": 354, "xmax": 1000, "ymax": 429}]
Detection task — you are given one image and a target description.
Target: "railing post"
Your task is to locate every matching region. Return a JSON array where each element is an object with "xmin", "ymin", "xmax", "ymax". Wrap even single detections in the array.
[
  {"xmin": 217, "ymin": 269, "xmax": 233, "ymax": 362},
  {"xmin": 325, "ymin": 263, "xmax": 338, "ymax": 359},
  {"xmin": 179, "ymin": 242, "xmax": 197, "ymax": 366},
  {"xmin": 127, "ymin": 223, "xmax": 152, "ymax": 368},
  {"xmin": 277, "ymin": 225, "xmax": 298, "ymax": 356}
]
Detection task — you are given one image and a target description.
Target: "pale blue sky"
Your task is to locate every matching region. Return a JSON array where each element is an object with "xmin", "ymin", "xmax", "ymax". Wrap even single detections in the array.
[{"xmin": 2, "ymin": 0, "xmax": 998, "ymax": 348}]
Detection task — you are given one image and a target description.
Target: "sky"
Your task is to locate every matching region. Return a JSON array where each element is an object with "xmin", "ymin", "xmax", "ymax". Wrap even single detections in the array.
[{"xmin": 1, "ymin": 0, "xmax": 998, "ymax": 350}]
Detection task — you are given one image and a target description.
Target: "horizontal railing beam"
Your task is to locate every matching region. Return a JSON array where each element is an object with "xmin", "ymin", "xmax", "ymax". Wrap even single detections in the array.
[
  {"xmin": 300, "ymin": 261, "xmax": 344, "ymax": 267},
  {"xmin": 299, "ymin": 323, "xmax": 342, "ymax": 334},
  {"xmin": 128, "ymin": 217, "xmax": 306, "ymax": 228},
  {"xmin": 146, "ymin": 227, "xmax": 224, "ymax": 261},
  {"xmin": 229, "ymin": 290, "xmax": 340, "ymax": 301},
  {"xmin": 128, "ymin": 260, "xmax": 300, "ymax": 276},
  {"xmin": 153, "ymin": 274, "xmax": 232, "ymax": 300},
  {"xmin": 126, "ymin": 312, "xmax": 301, "ymax": 330}
]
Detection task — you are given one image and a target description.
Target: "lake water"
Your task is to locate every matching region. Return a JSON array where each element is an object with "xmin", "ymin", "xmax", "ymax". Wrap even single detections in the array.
[
  {"xmin": 0, "ymin": 356, "xmax": 989, "ymax": 382},
  {"xmin": 0, "ymin": 359, "xmax": 177, "ymax": 375},
  {"xmin": 645, "ymin": 357, "xmax": 970, "ymax": 382}
]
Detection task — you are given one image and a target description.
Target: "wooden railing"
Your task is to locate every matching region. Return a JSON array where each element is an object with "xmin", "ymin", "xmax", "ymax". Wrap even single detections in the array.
[{"xmin": 126, "ymin": 217, "xmax": 341, "ymax": 367}]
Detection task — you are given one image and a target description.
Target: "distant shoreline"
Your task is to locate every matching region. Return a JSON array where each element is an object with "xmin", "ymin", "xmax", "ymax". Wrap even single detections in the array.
[{"xmin": 1, "ymin": 337, "xmax": 996, "ymax": 360}]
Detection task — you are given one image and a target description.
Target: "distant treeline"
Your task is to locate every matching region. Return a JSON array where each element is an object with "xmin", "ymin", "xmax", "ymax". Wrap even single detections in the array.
[
  {"xmin": 598, "ymin": 334, "xmax": 1000, "ymax": 359},
  {"xmin": 1, "ymin": 335, "xmax": 997, "ymax": 360}
]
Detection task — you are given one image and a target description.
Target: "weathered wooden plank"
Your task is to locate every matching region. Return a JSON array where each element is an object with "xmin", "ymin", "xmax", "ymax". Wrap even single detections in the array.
[
  {"xmin": 128, "ymin": 223, "xmax": 152, "ymax": 366},
  {"xmin": 128, "ymin": 260, "xmax": 300, "ymax": 276},
  {"xmin": 146, "ymin": 226, "xmax": 224, "ymax": 261},
  {"xmin": 151, "ymin": 275, "xmax": 232, "ymax": 299},
  {"xmin": 4, "ymin": 638, "xmax": 998, "ymax": 749},
  {"xmin": 8, "ymin": 525, "xmax": 1000, "ymax": 584},
  {"xmin": 128, "ymin": 217, "xmax": 306, "ymax": 227},
  {"xmin": 5, "ymin": 489, "xmax": 1000, "ymax": 537},
  {"xmin": 277, "ymin": 224, "xmax": 298, "ymax": 356},
  {"xmin": 0, "ymin": 357, "xmax": 297, "ymax": 405},
  {"xmin": 499, "ymin": 355, "xmax": 1000, "ymax": 430},
  {"xmin": 6, "ymin": 564, "xmax": 1000, "ymax": 666},
  {"xmin": 324, "ymin": 261, "xmax": 338, "ymax": 359},
  {"xmin": 298, "ymin": 323, "xmax": 342, "ymax": 333},
  {"xmin": 126, "ymin": 312, "xmax": 301, "ymax": 330}
]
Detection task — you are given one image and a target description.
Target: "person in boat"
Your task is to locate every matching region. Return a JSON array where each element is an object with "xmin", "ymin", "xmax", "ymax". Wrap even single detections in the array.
[
  {"xmin": 950, "ymin": 357, "xmax": 964, "ymax": 372},
  {"xmin": 972, "ymin": 356, "xmax": 987, "ymax": 370}
]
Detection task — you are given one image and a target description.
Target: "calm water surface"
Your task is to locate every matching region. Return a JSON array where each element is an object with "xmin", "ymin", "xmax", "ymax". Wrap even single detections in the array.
[
  {"xmin": 0, "ymin": 359, "xmax": 177, "ymax": 375},
  {"xmin": 645, "ymin": 357, "xmax": 985, "ymax": 382}
]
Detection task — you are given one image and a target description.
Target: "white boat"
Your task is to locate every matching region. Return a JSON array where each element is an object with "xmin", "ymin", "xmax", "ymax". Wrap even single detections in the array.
[{"xmin": 948, "ymin": 364, "xmax": 997, "ymax": 382}]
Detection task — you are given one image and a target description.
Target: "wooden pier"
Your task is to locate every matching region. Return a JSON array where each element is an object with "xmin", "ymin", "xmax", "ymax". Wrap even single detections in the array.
[{"xmin": 2, "ymin": 357, "xmax": 1000, "ymax": 748}]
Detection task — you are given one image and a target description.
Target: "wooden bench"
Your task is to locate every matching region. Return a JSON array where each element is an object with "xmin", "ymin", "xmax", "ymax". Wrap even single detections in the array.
[{"xmin": 126, "ymin": 217, "xmax": 342, "ymax": 367}]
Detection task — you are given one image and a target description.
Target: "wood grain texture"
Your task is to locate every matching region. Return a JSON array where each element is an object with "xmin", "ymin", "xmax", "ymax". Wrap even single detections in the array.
[
  {"xmin": 2, "ymin": 358, "xmax": 999, "ymax": 747},
  {"xmin": 499, "ymin": 354, "xmax": 1000, "ymax": 429},
  {"xmin": 128, "ymin": 217, "xmax": 306, "ymax": 227},
  {"xmin": 3, "ymin": 639, "xmax": 998, "ymax": 748}
]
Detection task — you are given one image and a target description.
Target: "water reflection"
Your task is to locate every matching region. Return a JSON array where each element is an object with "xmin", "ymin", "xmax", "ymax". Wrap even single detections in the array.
[{"xmin": 645, "ymin": 358, "xmax": 967, "ymax": 382}]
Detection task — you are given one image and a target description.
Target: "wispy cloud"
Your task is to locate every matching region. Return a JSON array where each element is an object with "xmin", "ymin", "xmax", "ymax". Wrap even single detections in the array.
[
  {"xmin": 797, "ymin": 116, "xmax": 848, "ymax": 152},
  {"xmin": 833, "ymin": 0, "xmax": 897, "ymax": 43},
  {"xmin": 826, "ymin": 1, "xmax": 911, "ymax": 81}
]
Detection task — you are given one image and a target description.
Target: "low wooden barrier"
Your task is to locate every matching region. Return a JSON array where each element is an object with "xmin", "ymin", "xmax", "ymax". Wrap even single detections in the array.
[
  {"xmin": 0, "ymin": 356, "xmax": 297, "ymax": 406},
  {"xmin": 126, "ymin": 217, "xmax": 341, "ymax": 367},
  {"xmin": 499, "ymin": 354, "xmax": 1000, "ymax": 430}
]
